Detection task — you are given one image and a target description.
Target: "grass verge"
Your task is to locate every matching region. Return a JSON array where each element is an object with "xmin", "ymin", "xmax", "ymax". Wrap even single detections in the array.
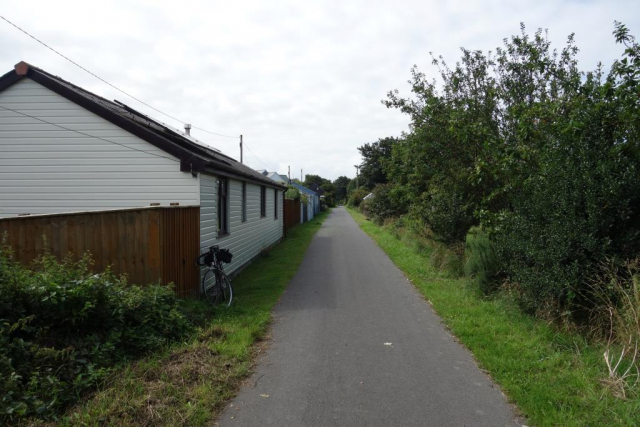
[
  {"xmin": 347, "ymin": 208, "xmax": 639, "ymax": 427},
  {"xmin": 52, "ymin": 210, "xmax": 330, "ymax": 426}
]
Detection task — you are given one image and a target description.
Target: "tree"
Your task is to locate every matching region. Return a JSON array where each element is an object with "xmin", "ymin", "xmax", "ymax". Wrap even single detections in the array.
[
  {"xmin": 302, "ymin": 173, "xmax": 337, "ymax": 207},
  {"xmin": 303, "ymin": 174, "xmax": 330, "ymax": 188},
  {"xmin": 379, "ymin": 22, "xmax": 640, "ymax": 316},
  {"xmin": 333, "ymin": 176, "xmax": 351, "ymax": 202},
  {"xmin": 357, "ymin": 137, "xmax": 396, "ymax": 189}
]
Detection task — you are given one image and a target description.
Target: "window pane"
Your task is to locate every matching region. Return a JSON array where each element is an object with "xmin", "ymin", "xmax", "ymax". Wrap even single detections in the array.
[
  {"xmin": 274, "ymin": 189, "xmax": 278, "ymax": 218},
  {"xmin": 242, "ymin": 182, "xmax": 247, "ymax": 222},
  {"xmin": 218, "ymin": 178, "xmax": 228, "ymax": 233}
]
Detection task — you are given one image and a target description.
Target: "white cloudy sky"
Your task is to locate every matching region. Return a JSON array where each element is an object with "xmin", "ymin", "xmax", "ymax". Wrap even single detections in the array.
[{"xmin": 1, "ymin": 0, "xmax": 638, "ymax": 180}]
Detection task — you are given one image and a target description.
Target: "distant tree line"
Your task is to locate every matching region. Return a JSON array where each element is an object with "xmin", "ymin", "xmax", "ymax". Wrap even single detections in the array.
[{"xmin": 352, "ymin": 23, "xmax": 640, "ymax": 326}]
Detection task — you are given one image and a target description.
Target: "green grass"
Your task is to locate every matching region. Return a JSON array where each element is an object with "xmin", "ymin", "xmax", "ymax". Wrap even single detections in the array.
[
  {"xmin": 54, "ymin": 211, "xmax": 330, "ymax": 426},
  {"xmin": 348, "ymin": 208, "xmax": 640, "ymax": 427}
]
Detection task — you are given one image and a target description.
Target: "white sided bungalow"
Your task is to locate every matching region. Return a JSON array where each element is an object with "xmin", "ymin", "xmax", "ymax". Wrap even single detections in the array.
[{"xmin": 0, "ymin": 61, "xmax": 286, "ymax": 276}]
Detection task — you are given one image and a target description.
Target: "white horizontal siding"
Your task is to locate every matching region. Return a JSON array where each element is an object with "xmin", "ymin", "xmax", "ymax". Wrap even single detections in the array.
[
  {"xmin": 200, "ymin": 173, "xmax": 283, "ymax": 278},
  {"xmin": 0, "ymin": 78, "xmax": 199, "ymax": 217}
]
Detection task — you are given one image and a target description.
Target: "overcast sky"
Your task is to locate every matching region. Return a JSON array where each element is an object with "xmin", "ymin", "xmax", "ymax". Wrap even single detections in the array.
[{"xmin": 1, "ymin": 0, "xmax": 638, "ymax": 181}]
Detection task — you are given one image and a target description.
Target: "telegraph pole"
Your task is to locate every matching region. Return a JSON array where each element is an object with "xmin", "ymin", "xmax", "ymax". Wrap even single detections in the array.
[
  {"xmin": 288, "ymin": 166, "xmax": 291, "ymax": 184},
  {"xmin": 301, "ymin": 169, "xmax": 303, "ymax": 182},
  {"xmin": 239, "ymin": 135, "xmax": 243, "ymax": 163},
  {"xmin": 354, "ymin": 165, "xmax": 360, "ymax": 189}
]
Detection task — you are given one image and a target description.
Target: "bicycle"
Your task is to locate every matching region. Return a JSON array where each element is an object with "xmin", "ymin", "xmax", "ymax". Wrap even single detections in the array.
[{"xmin": 196, "ymin": 245, "xmax": 234, "ymax": 306}]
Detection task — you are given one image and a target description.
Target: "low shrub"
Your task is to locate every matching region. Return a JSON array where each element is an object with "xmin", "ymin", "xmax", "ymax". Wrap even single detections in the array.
[
  {"xmin": 0, "ymin": 247, "xmax": 197, "ymax": 423},
  {"xmin": 347, "ymin": 188, "xmax": 368, "ymax": 208},
  {"xmin": 411, "ymin": 180, "xmax": 476, "ymax": 244},
  {"xmin": 367, "ymin": 183, "xmax": 407, "ymax": 222},
  {"xmin": 430, "ymin": 243, "xmax": 465, "ymax": 278},
  {"xmin": 285, "ymin": 186, "xmax": 301, "ymax": 200},
  {"xmin": 465, "ymin": 227, "xmax": 502, "ymax": 294},
  {"xmin": 359, "ymin": 198, "xmax": 371, "ymax": 217}
]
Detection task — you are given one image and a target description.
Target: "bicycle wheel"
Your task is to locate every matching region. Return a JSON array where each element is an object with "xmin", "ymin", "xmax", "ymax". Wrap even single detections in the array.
[
  {"xmin": 202, "ymin": 269, "xmax": 222, "ymax": 303},
  {"xmin": 202, "ymin": 269, "xmax": 233, "ymax": 306},
  {"xmin": 217, "ymin": 271, "xmax": 233, "ymax": 307}
]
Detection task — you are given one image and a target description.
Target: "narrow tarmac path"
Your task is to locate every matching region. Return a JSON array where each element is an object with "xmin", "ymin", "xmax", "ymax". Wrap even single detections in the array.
[{"xmin": 219, "ymin": 207, "xmax": 522, "ymax": 427}]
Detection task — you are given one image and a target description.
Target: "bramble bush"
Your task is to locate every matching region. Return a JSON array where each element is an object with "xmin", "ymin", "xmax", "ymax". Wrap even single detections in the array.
[{"xmin": 0, "ymin": 247, "xmax": 196, "ymax": 423}]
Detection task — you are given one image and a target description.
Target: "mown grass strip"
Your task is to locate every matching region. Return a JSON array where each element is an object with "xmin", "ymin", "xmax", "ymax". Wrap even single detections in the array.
[
  {"xmin": 57, "ymin": 210, "xmax": 331, "ymax": 426},
  {"xmin": 347, "ymin": 208, "xmax": 640, "ymax": 427}
]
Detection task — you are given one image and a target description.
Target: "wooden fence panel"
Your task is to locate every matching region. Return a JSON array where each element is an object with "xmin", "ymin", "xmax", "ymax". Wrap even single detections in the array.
[
  {"xmin": 160, "ymin": 207, "xmax": 200, "ymax": 299},
  {"xmin": 283, "ymin": 199, "xmax": 301, "ymax": 234},
  {"xmin": 0, "ymin": 206, "xmax": 200, "ymax": 297}
]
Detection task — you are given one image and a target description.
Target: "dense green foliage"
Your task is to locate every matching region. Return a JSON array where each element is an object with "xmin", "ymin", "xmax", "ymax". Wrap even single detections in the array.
[
  {"xmin": 0, "ymin": 248, "xmax": 197, "ymax": 423},
  {"xmin": 357, "ymin": 137, "xmax": 395, "ymax": 190},
  {"xmin": 364, "ymin": 23, "xmax": 640, "ymax": 317},
  {"xmin": 285, "ymin": 185, "xmax": 301, "ymax": 200},
  {"xmin": 347, "ymin": 188, "xmax": 368, "ymax": 208},
  {"xmin": 333, "ymin": 176, "xmax": 351, "ymax": 203},
  {"xmin": 464, "ymin": 227, "xmax": 501, "ymax": 294},
  {"xmin": 301, "ymin": 174, "xmax": 339, "ymax": 207},
  {"xmin": 363, "ymin": 183, "xmax": 404, "ymax": 222}
]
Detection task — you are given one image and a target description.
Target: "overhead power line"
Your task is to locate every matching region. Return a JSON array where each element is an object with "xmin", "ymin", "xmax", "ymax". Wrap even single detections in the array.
[
  {"xmin": 0, "ymin": 105, "xmax": 278, "ymax": 175},
  {"xmin": 0, "ymin": 14, "xmax": 238, "ymax": 139},
  {"xmin": 0, "ymin": 104, "xmax": 181, "ymax": 163},
  {"xmin": 1, "ymin": 15, "xmax": 278, "ymax": 172},
  {"xmin": 243, "ymin": 141, "xmax": 274, "ymax": 171}
]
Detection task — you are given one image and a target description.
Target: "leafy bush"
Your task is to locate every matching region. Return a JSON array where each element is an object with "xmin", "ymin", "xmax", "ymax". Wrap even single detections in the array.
[
  {"xmin": 412, "ymin": 180, "xmax": 476, "ymax": 244},
  {"xmin": 465, "ymin": 227, "xmax": 502, "ymax": 294},
  {"xmin": 347, "ymin": 188, "xmax": 368, "ymax": 208},
  {"xmin": 285, "ymin": 185, "xmax": 301, "ymax": 200},
  {"xmin": 0, "ymin": 248, "xmax": 196, "ymax": 423},
  {"xmin": 493, "ymin": 36, "xmax": 640, "ymax": 313},
  {"xmin": 382, "ymin": 22, "xmax": 640, "ymax": 318},
  {"xmin": 366, "ymin": 183, "xmax": 407, "ymax": 222}
]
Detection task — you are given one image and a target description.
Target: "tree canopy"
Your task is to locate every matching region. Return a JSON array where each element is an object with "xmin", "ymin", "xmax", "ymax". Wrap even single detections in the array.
[{"xmin": 359, "ymin": 22, "xmax": 640, "ymax": 315}]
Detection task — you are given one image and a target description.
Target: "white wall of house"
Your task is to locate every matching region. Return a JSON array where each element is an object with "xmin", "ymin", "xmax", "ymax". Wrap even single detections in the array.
[
  {"xmin": 306, "ymin": 198, "xmax": 314, "ymax": 222},
  {"xmin": 200, "ymin": 173, "xmax": 283, "ymax": 276},
  {"xmin": 0, "ymin": 78, "xmax": 199, "ymax": 218}
]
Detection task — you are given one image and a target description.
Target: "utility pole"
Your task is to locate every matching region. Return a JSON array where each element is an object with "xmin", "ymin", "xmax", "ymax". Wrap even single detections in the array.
[
  {"xmin": 288, "ymin": 166, "xmax": 291, "ymax": 184},
  {"xmin": 239, "ymin": 135, "xmax": 243, "ymax": 163},
  {"xmin": 354, "ymin": 165, "xmax": 360, "ymax": 189},
  {"xmin": 301, "ymin": 169, "xmax": 303, "ymax": 182}
]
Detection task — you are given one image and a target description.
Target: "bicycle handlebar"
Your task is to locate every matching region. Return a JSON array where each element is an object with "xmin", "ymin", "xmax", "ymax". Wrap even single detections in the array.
[{"xmin": 195, "ymin": 252, "xmax": 209, "ymax": 266}]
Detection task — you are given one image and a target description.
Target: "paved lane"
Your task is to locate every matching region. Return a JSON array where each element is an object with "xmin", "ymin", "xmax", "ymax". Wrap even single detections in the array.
[{"xmin": 219, "ymin": 207, "xmax": 522, "ymax": 427}]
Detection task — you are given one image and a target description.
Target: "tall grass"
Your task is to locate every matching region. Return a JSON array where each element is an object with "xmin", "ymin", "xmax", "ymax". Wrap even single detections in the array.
[
  {"xmin": 464, "ymin": 227, "xmax": 501, "ymax": 294},
  {"xmin": 583, "ymin": 259, "xmax": 640, "ymax": 398}
]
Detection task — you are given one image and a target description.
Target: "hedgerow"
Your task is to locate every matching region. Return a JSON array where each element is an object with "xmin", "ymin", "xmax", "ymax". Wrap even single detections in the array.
[
  {"xmin": 370, "ymin": 22, "xmax": 640, "ymax": 321},
  {"xmin": 0, "ymin": 246, "xmax": 198, "ymax": 423}
]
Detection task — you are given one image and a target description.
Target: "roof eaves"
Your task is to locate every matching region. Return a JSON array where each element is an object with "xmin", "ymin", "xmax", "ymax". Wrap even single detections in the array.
[
  {"xmin": 204, "ymin": 163, "xmax": 287, "ymax": 189},
  {"xmin": 0, "ymin": 68, "xmax": 24, "ymax": 93}
]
